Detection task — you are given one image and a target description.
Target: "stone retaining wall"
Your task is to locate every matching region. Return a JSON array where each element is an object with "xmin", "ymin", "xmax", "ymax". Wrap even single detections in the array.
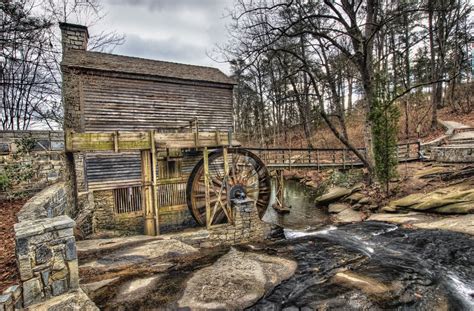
[
  {"xmin": 14, "ymin": 216, "xmax": 78, "ymax": 307},
  {"xmin": 17, "ymin": 183, "xmax": 67, "ymax": 222},
  {"xmin": 1, "ymin": 182, "xmax": 97, "ymax": 310},
  {"xmin": 0, "ymin": 131, "xmax": 64, "ymax": 194},
  {"xmin": 432, "ymin": 146, "xmax": 474, "ymax": 163}
]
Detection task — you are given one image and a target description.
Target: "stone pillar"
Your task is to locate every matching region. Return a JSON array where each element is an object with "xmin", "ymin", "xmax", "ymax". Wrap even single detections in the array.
[
  {"xmin": 14, "ymin": 216, "xmax": 79, "ymax": 307},
  {"xmin": 59, "ymin": 23, "xmax": 89, "ymax": 219},
  {"xmin": 208, "ymin": 198, "xmax": 272, "ymax": 245}
]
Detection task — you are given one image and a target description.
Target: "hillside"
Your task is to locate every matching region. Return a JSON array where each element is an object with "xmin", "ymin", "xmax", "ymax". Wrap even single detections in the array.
[{"xmin": 241, "ymin": 93, "xmax": 474, "ymax": 148}]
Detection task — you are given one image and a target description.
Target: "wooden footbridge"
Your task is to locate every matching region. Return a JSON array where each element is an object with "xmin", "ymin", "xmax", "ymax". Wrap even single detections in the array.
[{"xmin": 245, "ymin": 142, "xmax": 422, "ymax": 170}]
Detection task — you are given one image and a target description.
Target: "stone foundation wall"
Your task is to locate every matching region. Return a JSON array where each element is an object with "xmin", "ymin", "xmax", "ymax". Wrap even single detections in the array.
[
  {"xmin": 93, "ymin": 190, "xmax": 144, "ymax": 235},
  {"xmin": 159, "ymin": 207, "xmax": 198, "ymax": 234},
  {"xmin": 207, "ymin": 198, "xmax": 273, "ymax": 246},
  {"xmin": 92, "ymin": 190, "xmax": 199, "ymax": 235}
]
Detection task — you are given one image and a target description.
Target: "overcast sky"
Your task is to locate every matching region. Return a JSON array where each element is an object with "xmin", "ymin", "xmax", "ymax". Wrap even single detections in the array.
[{"xmin": 94, "ymin": 0, "xmax": 235, "ymax": 74}]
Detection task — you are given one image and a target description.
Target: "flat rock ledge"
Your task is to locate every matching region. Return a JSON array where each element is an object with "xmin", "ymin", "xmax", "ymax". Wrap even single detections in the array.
[
  {"xmin": 80, "ymin": 239, "xmax": 198, "ymax": 272},
  {"xmin": 27, "ymin": 288, "xmax": 98, "ymax": 311},
  {"xmin": 178, "ymin": 248, "xmax": 297, "ymax": 309},
  {"xmin": 368, "ymin": 213, "xmax": 474, "ymax": 235}
]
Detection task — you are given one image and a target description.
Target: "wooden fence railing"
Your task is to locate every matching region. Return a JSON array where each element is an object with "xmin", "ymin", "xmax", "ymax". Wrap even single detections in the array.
[{"xmin": 244, "ymin": 141, "xmax": 421, "ymax": 169}]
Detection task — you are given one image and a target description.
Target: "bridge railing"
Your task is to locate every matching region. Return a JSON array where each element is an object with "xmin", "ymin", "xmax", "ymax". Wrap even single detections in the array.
[{"xmin": 244, "ymin": 141, "xmax": 421, "ymax": 169}]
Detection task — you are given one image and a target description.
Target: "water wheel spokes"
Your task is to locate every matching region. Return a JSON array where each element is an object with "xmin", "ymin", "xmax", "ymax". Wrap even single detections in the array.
[{"xmin": 186, "ymin": 148, "xmax": 272, "ymax": 227}]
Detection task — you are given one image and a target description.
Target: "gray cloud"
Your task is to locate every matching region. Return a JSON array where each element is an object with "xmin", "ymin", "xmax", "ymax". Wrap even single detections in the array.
[
  {"xmin": 96, "ymin": 0, "xmax": 234, "ymax": 73},
  {"xmin": 119, "ymin": 33, "xmax": 206, "ymax": 64},
  {"xmin": 106, "ymin": 0, "xmax": 229, "ymax": 12}
]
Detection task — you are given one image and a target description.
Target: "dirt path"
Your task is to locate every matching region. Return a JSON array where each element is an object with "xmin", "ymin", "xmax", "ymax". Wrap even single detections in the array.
[{"xmin": 439, "ymin": 120, "xmax": 470, "ymax": 132}]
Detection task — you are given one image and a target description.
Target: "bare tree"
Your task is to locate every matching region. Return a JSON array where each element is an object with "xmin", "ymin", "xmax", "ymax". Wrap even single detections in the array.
[
  {"xmin": 224, "ymin": 0, "xmax": 473, "ymax": 182},
  {"xmin": 1, "ymin": 0, "xmax": 125, "ymax": 130}
]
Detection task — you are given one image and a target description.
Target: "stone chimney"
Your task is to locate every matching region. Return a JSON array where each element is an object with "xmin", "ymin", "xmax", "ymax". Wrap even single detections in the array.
[{"xmin": 59, "ymin": 22, "xmax": 89, "ymax": 53}]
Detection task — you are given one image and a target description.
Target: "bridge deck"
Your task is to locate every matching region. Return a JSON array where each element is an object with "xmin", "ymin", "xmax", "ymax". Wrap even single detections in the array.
[
  {"xmin": 265, "ymin": 157, "xmax": 420, "ymax": 169},
  {"xmin": 244, "ymin": 143, "xmax": 421, "ymax": 170}
]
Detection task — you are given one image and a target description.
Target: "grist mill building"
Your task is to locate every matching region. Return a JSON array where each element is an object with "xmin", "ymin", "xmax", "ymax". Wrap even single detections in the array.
[{"xmin": 60, "ymin": 23, "xmax": 236, "ymax": 235}]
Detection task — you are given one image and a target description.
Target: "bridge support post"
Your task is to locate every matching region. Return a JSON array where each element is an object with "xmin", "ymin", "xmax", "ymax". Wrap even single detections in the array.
[{"xmin": 272, "ymin": 169, "xmax": 288, "ymax": 212}]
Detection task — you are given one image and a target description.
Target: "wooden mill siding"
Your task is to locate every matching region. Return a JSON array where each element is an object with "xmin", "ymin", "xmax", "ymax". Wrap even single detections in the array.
[{"xmin": 81, "ymin": 74, "xmax": 233, "ymax": 132}]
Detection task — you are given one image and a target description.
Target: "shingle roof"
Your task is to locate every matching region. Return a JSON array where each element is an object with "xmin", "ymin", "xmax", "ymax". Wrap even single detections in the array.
[{"xmin": 62, "ymin": 50, "xmax": 236, "ymax": 85}]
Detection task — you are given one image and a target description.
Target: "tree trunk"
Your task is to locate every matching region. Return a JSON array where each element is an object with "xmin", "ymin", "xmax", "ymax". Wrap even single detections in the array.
[
  {"xmin": 428, "ymin": 5, "xmax": 439, "ymax": 130},
  {"xmin": 348, "ymin": 76, "xmax": 353, "ymax": 112},
  {"xmin": 359, "ymin": 0, "xmax": 378, "ymax": 182}
]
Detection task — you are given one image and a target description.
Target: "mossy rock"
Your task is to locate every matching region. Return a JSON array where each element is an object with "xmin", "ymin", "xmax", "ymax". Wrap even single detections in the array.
[
  {"xmin": 315, "ymin": 187, "xmax": 352, "ymax": 205},
  {"xmin": 328, "ymin": 203, "xmax": 350, "ymax": 213},
  {"xmin": 389, "ymin": 193, "xmax": 425, "ymax": 208},
  {"xmin": 434, "ymin": 202, "xmax": 474, "ymax": 214},
  {"xmin": 386, "ymin": 184, "xmax": 474, "ymax": 214},
  {"xmin": 346, "ymin": 192, "xmax": 365, "ymax": 203}
]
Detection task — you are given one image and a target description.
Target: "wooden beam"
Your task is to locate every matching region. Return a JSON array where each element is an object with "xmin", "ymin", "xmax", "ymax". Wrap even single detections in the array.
[
  {"xmin": 66, "ymin": 131, "xmax": 240, "ymax": 152},
  {"xmin": 222, "ymin": 147, "xmax": 233, "ymax": 224},
  {"xmin": 150, "ymin": 130, "xmax": 160, "ymax": 235},
  {"xmin": 113, "ymin": 131, "xmax": 119, "ymax": 153},
  {"xmin": 141, "ymin": 150, "xmax": 156, "ymax": 236},
  {"xmin": 203, "ymin": 147, "xmax": 211, "ymax": 229}
]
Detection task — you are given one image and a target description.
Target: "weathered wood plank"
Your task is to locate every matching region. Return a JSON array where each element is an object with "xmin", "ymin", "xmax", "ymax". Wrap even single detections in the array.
[{"xmin": 67, "ymin": 131, "xmax": 239, "ymax": 152}]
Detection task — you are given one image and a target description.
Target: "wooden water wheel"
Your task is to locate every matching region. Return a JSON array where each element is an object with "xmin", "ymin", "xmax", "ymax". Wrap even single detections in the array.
[{"xmin": 186, "ymin": 148, "xmax": 271, "ymax": 226}]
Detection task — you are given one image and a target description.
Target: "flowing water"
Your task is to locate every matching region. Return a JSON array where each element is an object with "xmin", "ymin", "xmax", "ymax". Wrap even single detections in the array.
[
  {"xmin": 256, "ymin": 180, "xmax": 474, "ymax": 310},
  {"xmin": 250, "ymin": 222, "xmax": 474, "ymax": 310}
]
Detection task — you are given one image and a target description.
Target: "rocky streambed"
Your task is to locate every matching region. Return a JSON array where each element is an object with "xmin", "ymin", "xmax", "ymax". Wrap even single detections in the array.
[
  {"xmin": 79, "ymin": 221, "xmax": 474, "ymax": 310},
  {"xmin": 254, "ymin": 222, "xmax": 474, "ymax": 310},
  {"xmin": 78, "ymin": 176, "xmax": 474, "ymax": 310}
]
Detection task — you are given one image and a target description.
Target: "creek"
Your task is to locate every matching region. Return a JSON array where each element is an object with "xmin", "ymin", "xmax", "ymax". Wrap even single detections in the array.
[
  {"xmin": 263, "ymin": 179, "xmax": 330, "ymax": 229},
  {"xmin": 255, "ymin": 180, "xmax": 474, "ymax": 310},
  {"xmin": 251, "ymin": 221, "xmax": 473, "ymax": 310}
]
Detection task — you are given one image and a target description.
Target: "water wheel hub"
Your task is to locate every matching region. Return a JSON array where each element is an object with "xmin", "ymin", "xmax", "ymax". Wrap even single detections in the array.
[{"xmin": 229, "ymin": 184, "xmax": 246, "ymax": 200}]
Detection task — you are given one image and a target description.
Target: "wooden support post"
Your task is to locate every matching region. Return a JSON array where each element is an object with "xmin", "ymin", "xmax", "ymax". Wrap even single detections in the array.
[
  {"xmin": 65, "ymin": 129, "xmax": 73, "ymax": 152},
  {"xmin": 222, "ymin": 147, "xmax": 233, "ymax": 224},
  {"xmin": 343, "ymin": 149, "xmax": 346, "ymax": 170},
  {"xmin": 193, "ymin": 117, "xmax": 199, "ymax": 147},
  {"xmin": 227, "ymin": 130, "xmax": 233, "ymax": 147},
  {"xmin": 273, "ymin": 170, "xmax": 285, "ymax": 211},
  {"xmin": 289, "ymin": 149, "xmax": 292, "ymax": 171},
  {"xmin": 113, "ymin": 131, "xmax": 119, "ymax": 153},
  {"xmin": 316, "ymin": 150, "xmax": 320, "ymax": 171},
  {"xmin": 141, "ymin": 149, "xmax": 156, "ymax": 236},
  {"xmin": 203, "ymin": 147, "xmax": 211, "ymax": 229},
  {"xmin": 150, "ymin": 130, "xmax": 160, "ymax": 235},
  {"xmin": 308, "ymin": 149, "xmax": 311, "ymax": 164}
]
